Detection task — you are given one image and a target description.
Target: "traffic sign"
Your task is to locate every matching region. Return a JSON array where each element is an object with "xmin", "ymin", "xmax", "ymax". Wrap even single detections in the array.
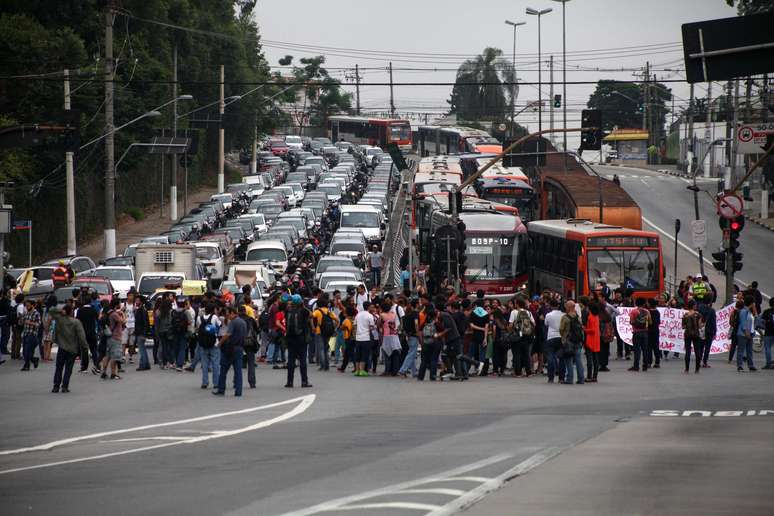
[
  {"xmin": 736, "ymin": 123, "xmax": 774, "ymax": 154},
  {"xmin": 717, "ymin": 193, "xmax": 744, "ymax": 219},
  {"xmin": 691, "ymin": 219, "xmax": 707, "ymax": 249}
]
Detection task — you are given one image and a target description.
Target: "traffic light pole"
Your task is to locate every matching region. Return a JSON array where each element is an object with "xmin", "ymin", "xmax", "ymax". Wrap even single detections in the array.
[{"xmin": 724, "ymin": 231, "xmax": 734, "ymax": 305}]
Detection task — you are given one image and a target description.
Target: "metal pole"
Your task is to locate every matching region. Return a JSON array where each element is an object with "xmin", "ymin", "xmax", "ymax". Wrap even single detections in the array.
[
  {"xmin": 537, "ymin": 15, "xmax": 542, "ymax": 133},
  {"xmin": 642, "ymin": 65, "xmax": 648, "ymax": 130},
  {"xmin": 64, "ymin": 68, "xmax": 77, "ymax": 256},
  {"xmin": 511, "ymin": 26, "xmax": 516, "ymax": 139},
  {"xmin": 724, "ymin": 80, "xmax": 733, "ymax": 188},
  {"xmin": 705, "ymin": 81, "xmax": 713, "ymax": 178},
  {"xmin": 103, "ymin": 0, "xmax": 117, "ymax": 259},
  {"xmin": 549, "ymin": 55, "xmax": 554, "ymax": 142},
  {"xmin": 389, "ymin": 62, "xmax": 395, "ymax": 118},
  {"xmin": 561, "ymin": 1, "xmax": 567, "ymax": 156},
  {"xmin": 355, "ymin": 64, "xmax": 361, "ymax": 116},
  {"xmin": 183, "ymin": 141, "xmax": 188, "ymax": 214},
  {"xmin": 731, "ymin": 79, "xmax": 740, "ymax": 188},
  {"xmin": 170, "ymin": 43, "xmax": 178, "ymax": 221},
  {"xmin": 218, "ymin": 64, "xmax": 225, "ymax": 193},
  {"xmin": 687, "ymin": 83, "xmax": 695, "ymax": 177},
  {"xmin": 159, "ymin": 147, "xmax": 165, "ymax": 218}
]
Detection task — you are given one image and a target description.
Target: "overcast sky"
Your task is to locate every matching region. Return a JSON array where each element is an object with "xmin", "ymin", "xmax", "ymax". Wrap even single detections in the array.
[{"xmin": 255, "ymin": 0, "xmax": 737, "ymax": 142}]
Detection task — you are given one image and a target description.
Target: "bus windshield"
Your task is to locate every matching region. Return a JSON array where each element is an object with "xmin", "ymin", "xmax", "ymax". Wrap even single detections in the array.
[
  {"xmin": 389, "ymin": 124, "xmax": 411, "ymax": 142},
  {"xmin": 464, "ymin": 235, "xmax": 519, "ymax": 281},
  {"xmin": 587, "ymin": 248, "xmax": 659, "ymax": 291}
]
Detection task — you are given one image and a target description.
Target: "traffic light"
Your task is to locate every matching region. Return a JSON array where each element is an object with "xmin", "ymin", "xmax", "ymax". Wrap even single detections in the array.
[
  {"xmin": 580, "ymin": 109, "xmax": 602, "ymax": 151},
  {"xmin": 711, "ymin": 250, "xmax": 726, "ymax": 273},
  {"xmin": 553, "ymin": 94, "xmax": 562, "ymax": 108},
  {"xmin": 729, "ymin": 214, "xmax": 744, "ymax": 271}
]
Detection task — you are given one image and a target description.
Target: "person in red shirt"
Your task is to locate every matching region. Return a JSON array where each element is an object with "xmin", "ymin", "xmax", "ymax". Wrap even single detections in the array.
[
  {"xmin": 584, "ymin": 302, "xmax": 601, "ymax": 382},
  {"xmin": 270, "ymin": 300, "xmax": 287, "ymax": 369}
]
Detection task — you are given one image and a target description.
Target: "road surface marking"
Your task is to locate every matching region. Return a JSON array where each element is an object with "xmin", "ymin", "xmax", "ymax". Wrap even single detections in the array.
[
  {"xmin": 274, "ymin": 448, "xmax": 565, "ymax": 516},
  {"xmin": 0, "ymin": 395, "xmax": 314, "ymax": 476},
  {"xmin": 273, "ymin": 453, "xmax": 513, "ymax": 516},
  {"xmin": 641, "ymin": 216, "xmax": 771, "ymax": 300}
]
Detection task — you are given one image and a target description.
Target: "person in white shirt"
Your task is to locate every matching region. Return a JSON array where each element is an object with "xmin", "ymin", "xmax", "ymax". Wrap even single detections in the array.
[
  {"xmin": 543, "ymin": 298, "xmax": 564, "ymax": 383},
  {"xmin": 354, "ymin": 301, "xmax": 376, "ymax": 376},
  {"xmin": 354, "ymin": 285, "xmax": 370, "ymax": 313}
]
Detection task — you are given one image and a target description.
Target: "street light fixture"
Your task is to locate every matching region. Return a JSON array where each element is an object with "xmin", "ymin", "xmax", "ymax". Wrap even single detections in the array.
[
  {"xmin": 525, "ymin": 7, "xmax": 552, "ymax": 133},
  {"xmin": 505, "ymin": 20, "xmax": 526, "ymax": 139}
]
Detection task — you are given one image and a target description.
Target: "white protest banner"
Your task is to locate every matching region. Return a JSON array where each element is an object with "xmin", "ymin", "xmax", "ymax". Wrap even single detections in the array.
[{"xmin": 615, "ymin": 304, "xmax": 734, "ymax": 355}]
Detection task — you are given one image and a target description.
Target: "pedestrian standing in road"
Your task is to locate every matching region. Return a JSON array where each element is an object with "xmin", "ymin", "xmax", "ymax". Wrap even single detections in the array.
[
  {"xmin": 11, "ymin": 293, "xmax": 25, "ymax": 359},
  {"xmin": 509, "ymin": 298, "xmax": 535, "ymax": 377},
  {"xmin": 697, "ymin": 299, "xmax": 717, "ymax": 369},
  {"xmin": 155, "ymin": 299, "xmax": 174, "ymax": 369},
  {"xmin": 598, "ymin": 297, "xmax": 617, "ymax": 372},
  {"xmin": 214, "ymin": 306, "xmax": 247, "ymax": 396},
  {"xmin": 75, "ymin": 293, "xmax": 98, "ymax": 373},
  {"xmin": 468, "ymin": 302, "xmax": 489, "ymax": 375},
  {"xmin": 50, "ymin": 304, "xmax": 87, "ymax": 393},
  {"xmin": 612, "ymin": 174, "xmax": 621, "ymax": 186},
  {"xmin": 379, "ymin": 300, "xmax": 402, "ymax": 376},
  {"xmin": 20, "ymin": 299, "xmax": 41, "ymax": 371},
  {"xmin": 559, "ymin": 301, "xmax": 585, "ymax": 384},
  {"xmin": 171, "ymin": 299, "xmax": 190, "ymax": 371},
  {"xmin": 368, "ymin": 246, "xmax": 383, "ymax": 287},
  {"xmin": 124, "ymin": 292, "xmax": 135, "ymax": 365},
  {"xmin": 584, "ymin": 302, "xmax": 601, "ymax": 382},
  {"xmin": 284, "ymin": 295, "xmax": 313, "ymax": 388},
  {"xmin": 312, "ymin": 295, "xmax": 338, "ymax": 371},
  {"xmin": 101, "ymin": 298, "xmax": 126, "ymax": 380},
  {"xmin": 761, "ymin": 298, "xmax": 774, "ymax": 369},
  {"xmin": 735, "ymin": 296, "xmax": 757, "ymax": 373},
  {"xmin": 397, "ymin": 300, "xmax": 419, "ymax": 378},
  {"xmin": 354, "ymin": 301, "xmax": 375, "ymax": 377},
  {"xmin": 681, "ymin": 299, "xmax": 703, "ymax": 374},
  {"xmin": 728, "ymin": 300, "xmax": 743, "ymax": 363},
  {"xmin": 544, "ymin": 298, "xmax": 563, "ymax": 383},
  {"xmin": 133, "ymin": 296, "xmax": 152, "ymax": 371},
  {"xmin": 41, "ymin": 295, "xmax": 56, "ymax": 362},
  {"xmin": 628, "ymin": 298, "xmax": 651, "ymax": 372},
  {"xmin": 197, "ymin": 303, "xmax": 221, "ymax": 389},
  {"xmin": 417, "ymin": 308, "xmax": 440, "ymax": 381},
  {"xmin": 240, "ymin": 306, "xmax": 259, "ymax": 389},
  {"xmin": 337, "ymin": 306, "xmax": 357, "ymax": 373},
  {"xmin": 647, "ymin": 298, "xmax": 661, "ymax": 369}
]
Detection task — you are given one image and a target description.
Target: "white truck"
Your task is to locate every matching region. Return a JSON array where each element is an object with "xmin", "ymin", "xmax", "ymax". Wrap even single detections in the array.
[{"xmin": 134, "ymin": 244, "xmax": 203, "ymax": 296}]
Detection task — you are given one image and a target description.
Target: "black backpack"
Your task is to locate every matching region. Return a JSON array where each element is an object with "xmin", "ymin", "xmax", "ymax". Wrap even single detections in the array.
[
  {"xmin": 320, "ymin": 309, "xmax": 336, "ymax": 339},
  {"xmin": 287, "ymin": 309, "xmax": 305, "ymax": 337},
  {"xmin": 567, "ymin": 316, "xmax": 585, "ymax": 350},
  {"xmin": 243, "ymin": 316, "xmax": 258, "ymax": 352},
  {"xmin": 258, "ymin": 307, "xmax": 271, "ymax": 331},
  {"xmin": 197, "ymin": 314, "xmax": 217, "ymax": 349},
  {"xmin": 172, "ymin": 310, "xmax": 188, "ymax": 336}
]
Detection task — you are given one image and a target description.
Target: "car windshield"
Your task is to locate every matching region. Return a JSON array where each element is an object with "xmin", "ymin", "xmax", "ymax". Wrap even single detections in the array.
[
  {"xmin": 319, "ymin": 275, "xmax": 354, "ymax": 289},
  {"xmin": 138, "ymin": 275, "xmax": 183, "ymax": 293},
  {"xmin": 278, "ymin": 218, "xmax": 305, "ymax": 231},
  {"xmin": 587, "ymin": 249, "xmax": 660, "ymax": 292},
  {"xmin": 331, "ymin": 242, "xmax": 364, "ymax": 254},
  {"xmin": 464, "ymin": 235, "xmax": 520, "ymax": 282},
  {"xmin": 196, "ymin": 247, "xmax": 220, "ymax": 260},
  {"xmin": 95, "ymin": 268, "xmax": 133, "ymax": 281},
  {"xmin": 245, "ymin": 248, "xmax": 286, "ymax": 262},
  {"xmin": 318, "ymin": 185, "xmax": 340, "ymax": 195},
  {"xmin": 285, "ymin": 136, "xmax": 301, "ymax": 144},
  {"xmin": 367, "ymin": 148, "xmax": 382, "ymax": 156},
  {"xmin": 317, "ymin": 259, "xmax": 353, "ymax": 275},
  {"xmin": 74, "ymin": 281, "xmax": 110, "ymax": 294},
  {"xmin": 257, "ymin": 205, "xmax": 283, "ymax": 217},
  {"xmin": 341, "ymin": 212, "xmax": 379, "ymax": 228},
  {"xmin": 250, "ymin": 214, "xmax": 266, "ymax": 225}
]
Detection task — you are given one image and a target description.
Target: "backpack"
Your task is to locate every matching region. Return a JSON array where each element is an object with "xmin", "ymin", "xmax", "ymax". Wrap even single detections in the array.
[
  {"xmin": 172, "ymin": 310, "xmax": 188, "ymax": 336},
  {"xmin": 287, "ymin": 309, "xmax": 305, "ymax": 337},
  {"xmin": 422, "ymin": 320, "xmax": 436, "ymax": 340},
  {"xmin": 258, "ymin": 307, "xmax": 271, "ymax": 331},
  {"xmin": 564, "ymin": 315, "xmax": 584, "ymax": 355},
  {"xmin": 683, "ymin": 312, "xmax": 701, "ymax": 339},
  {"xmin": 243, "ymin": 316, "xmax": 258, "ymax": 351},
  {"xmin": 516, "ymin": 310, "xmax": 534, "ymax": 336},
  {"xmin": 197, "ymin": 314, "xmax": 217, "ymax": 349},
  {"xmin": 320, "ymin": 309, "xmax": 336, "ymax": 339},
  {"xmin": 632, "ymin": 308, "xmax": 648, "ymax": 330}
]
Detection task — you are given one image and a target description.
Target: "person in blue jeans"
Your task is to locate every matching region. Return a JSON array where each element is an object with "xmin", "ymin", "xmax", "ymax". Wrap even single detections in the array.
[
  {"xmin": 214, "ymin": 306, "xmax": 246, "ymax": 397},
  {"xmin": 133, "ymin": 297, "xmax": 152, "ymax": 371},
  {"xmin": 398, "ymin": 300, "xmax": 420, "ymax": 378},
  {"xmin": 559, "ymin": 301, "xmax": 585, "ymax": 384},
  {"xmin": 735, "ymin": 296, "xmax": 757, "ymax": 372},
  {"xmin": 762, "ymin": 298, "xmax": 774, "ymax": 369},
  {"xmin": 198, "ymin": 303, "xmax": 221, "ymax": 388},
  {"xmin": 20, "ymin": 299, "xmax": 41, "ymax": 371}
]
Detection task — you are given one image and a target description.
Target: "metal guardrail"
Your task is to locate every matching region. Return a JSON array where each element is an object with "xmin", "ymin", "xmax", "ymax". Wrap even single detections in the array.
[{"xmin": 381, "ymin": 158, "xmax": 416, "ymax": 290}]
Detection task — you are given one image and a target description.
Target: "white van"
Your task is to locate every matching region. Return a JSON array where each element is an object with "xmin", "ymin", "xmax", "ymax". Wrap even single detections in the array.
[
  {"xmin": 339, "ymin": 204, "xmax": 384, "ymax": 246},
  {"xmin": 244, "ymin": 240, "xmax": 288, "ymax": 274},
  {"xmin": 192, "ymin": 241, "xmax": 226, "ymax": 286}
]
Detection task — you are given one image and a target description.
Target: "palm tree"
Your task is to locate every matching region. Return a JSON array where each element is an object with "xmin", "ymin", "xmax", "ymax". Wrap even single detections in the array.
[{"xmin": 448, "ymin": 47, "xmax": 518, "ymax": 122}]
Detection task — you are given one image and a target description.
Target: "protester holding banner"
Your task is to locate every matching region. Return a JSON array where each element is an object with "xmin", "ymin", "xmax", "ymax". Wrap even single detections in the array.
[{"xmin": 681, "ymin": 300, "xmax": 703, "ymax": 374}]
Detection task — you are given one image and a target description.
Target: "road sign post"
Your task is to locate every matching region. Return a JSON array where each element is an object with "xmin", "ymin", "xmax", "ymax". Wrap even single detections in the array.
[
  {"xmin": 673, "ymin": 219, "xmax": 681, "ymax": 296},
  {"xmin": 691, "ymin": 219, "xmax": 707, "ymax": 250}
]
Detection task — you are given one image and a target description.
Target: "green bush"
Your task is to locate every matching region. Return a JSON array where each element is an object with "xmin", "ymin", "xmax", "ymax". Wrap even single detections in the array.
[{"xmin": 125, "ymin": 207, "xmax": 145, "ymax": 221}]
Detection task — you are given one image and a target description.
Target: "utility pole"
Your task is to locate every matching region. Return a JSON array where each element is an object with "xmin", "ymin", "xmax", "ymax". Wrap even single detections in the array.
[
  {"xmin": 687, "ymin": 83, "xmax": 695, "ymax": 177},
  {"xmin": 103, "ymin": 0, "xmax": 116, "ymax": 258},
  {"xmin": 355, "ymin": 64, "xmax": 361, "ymax": 115},
  {"xmin": 170, "ymin": 43, "xmax": 178, "ymax": 221},
  {"xmin": 218, "ymin": 64, "xmax": 225, "ymax": 193},
  {"xmin": 642, "ymin": 62, "xmax": 649, "ymax": 131},
  {"xmin": 724, "ymin": 80, "xmax": 733, "ymax": 188},
  {"xmin": 549, "ymin": 55, "xmax": 554, "ymax": 143},
  {"xmin": 705, "ymin": 82, "xmax": 713, "ymax": 178},
  {"xmin": 389, "ymin": 62, "xmax": 395, "ymax": 118},
  {"xmin": 731, "ymin": 79, "xmax": 740, "ymax": 188},
  {"xmin": 250, "ymin": 118, "xmax": 258, "ymax": 175},
  {"xmin": 64, "ymin": 69, "xmax": 76, "ymax": 256}
]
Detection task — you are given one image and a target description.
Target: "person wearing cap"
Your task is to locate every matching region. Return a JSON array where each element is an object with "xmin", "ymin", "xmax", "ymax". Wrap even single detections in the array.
[
  {"xmin": 690, "ymin": 274, "xmax": 709, "ymax": 304},
  {"xmin": 284, "ymin": 294, "xmax": 313, "ymax": 388}
]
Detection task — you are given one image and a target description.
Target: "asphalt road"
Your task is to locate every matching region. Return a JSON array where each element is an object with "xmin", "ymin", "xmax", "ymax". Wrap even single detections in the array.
[
  {"xmin": 596, "ymin": 165, "xmax": 773, "ymax": 299},
  {"xmin": 2, "ymin": 352, "xmax": 773, "ymax": 516}
]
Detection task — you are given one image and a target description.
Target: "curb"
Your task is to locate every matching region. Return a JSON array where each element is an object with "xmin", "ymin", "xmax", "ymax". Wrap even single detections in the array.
[{"xmin": 745, "ymin": 215, "xmax": 774, "ymax": 232}]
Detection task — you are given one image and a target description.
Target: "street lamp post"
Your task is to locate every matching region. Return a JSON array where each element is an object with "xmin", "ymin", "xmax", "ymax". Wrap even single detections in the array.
[
  {"xmin": 505, "ymin": 20, "xmax": 526, "ymax": 139},
  {"xmin": 552, "ymin": 0, "xmax": 570, "ymax": 155},
  {"xmin": 526, "ymin": 7, "xmax": 552, "ymax": 133}
]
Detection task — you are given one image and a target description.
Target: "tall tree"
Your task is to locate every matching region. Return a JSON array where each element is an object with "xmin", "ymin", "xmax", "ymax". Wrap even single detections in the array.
[
  {"xmin": 586, "ymin": 80, "xmax": 671, "ymax": 132},
  {"xmin": 447, "ymin": 47, "xmax": 516, "ymax": 122},
  {"xmin": 725, "ymin": 0, "xmax": 774, "ymax": 14}
]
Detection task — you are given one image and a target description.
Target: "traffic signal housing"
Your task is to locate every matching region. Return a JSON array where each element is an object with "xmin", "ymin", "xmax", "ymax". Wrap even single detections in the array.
[
  {"xmin": 729, "ymin": 215, "xmax": 744, "ymax": 271},
  {"xmin": 580, "ymin": 109, "xmax": 603, "ymax": 151},
  {"xmin": 711, "ymin": 250, "xmax": 726, "ymax": 273},
  {"xmin": 553, "ymin": 94, "xmax": 562, "ymax": 108}
]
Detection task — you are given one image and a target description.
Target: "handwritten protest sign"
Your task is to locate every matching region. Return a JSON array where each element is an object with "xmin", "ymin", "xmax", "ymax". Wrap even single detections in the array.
[{"xmin": 616, "ymin": 304, "xmax": 734, "ymax": 355}]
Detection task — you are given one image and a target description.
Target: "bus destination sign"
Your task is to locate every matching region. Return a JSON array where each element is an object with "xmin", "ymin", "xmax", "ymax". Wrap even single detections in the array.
[{"xmin": 588, "ymin": 236, "xmax": 657, "ymax": 248}]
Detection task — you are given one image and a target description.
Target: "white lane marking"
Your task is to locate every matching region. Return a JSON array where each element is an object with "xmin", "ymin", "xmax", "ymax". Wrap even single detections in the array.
[
  {"xmin": 426, "ymin": 447, "xmax": 564, "ymax": 516},
  {"xmin": 336, "ymin": 502, "xmax": 441, "ymax": 512},
  {"xmin": 432, "ymin": 476, "xmax": 492, "ymax": 483},
  {"xmin": 0, "ymin": 395, "xmax": 313, "ymax": 456},
  {"xmin": 640, "ymin": 179, "xmax": 649, "ymax": 185},
  {"xmin": 273, "ymin": 453, "xmax": 513, "ymax": 516},
  {"xmin": 98, "ymin": 436, "xmax": 206, "ymax": 443},
  {"xmin": 398, "ymin": 488, "xmax": 466, "ymax": 496},
  {"xmin": 641, "ymin": 216, "xmax": 771, "ymax": 300},
  {"xmin": 0, "ymin": 395, "xmax": 315, "ymax": 476}
]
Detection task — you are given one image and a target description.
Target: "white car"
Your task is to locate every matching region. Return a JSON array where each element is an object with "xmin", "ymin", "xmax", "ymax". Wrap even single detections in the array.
[
  {"xmin": 89, "ymin": 266, "xmax": 136, "ymax": 299},
  {"xmin": 210, "ymin": 193, "xmax": 233, "ymax": 210},
  {"xmin": 284, "ymin": 135, "xmax": 303, "ymax": 150}
]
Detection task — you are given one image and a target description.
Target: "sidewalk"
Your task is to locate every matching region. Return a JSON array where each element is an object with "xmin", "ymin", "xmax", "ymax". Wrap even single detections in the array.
[{"xmin": 77, "ymin": 185, "xmax": 218, "ymax": 262}]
